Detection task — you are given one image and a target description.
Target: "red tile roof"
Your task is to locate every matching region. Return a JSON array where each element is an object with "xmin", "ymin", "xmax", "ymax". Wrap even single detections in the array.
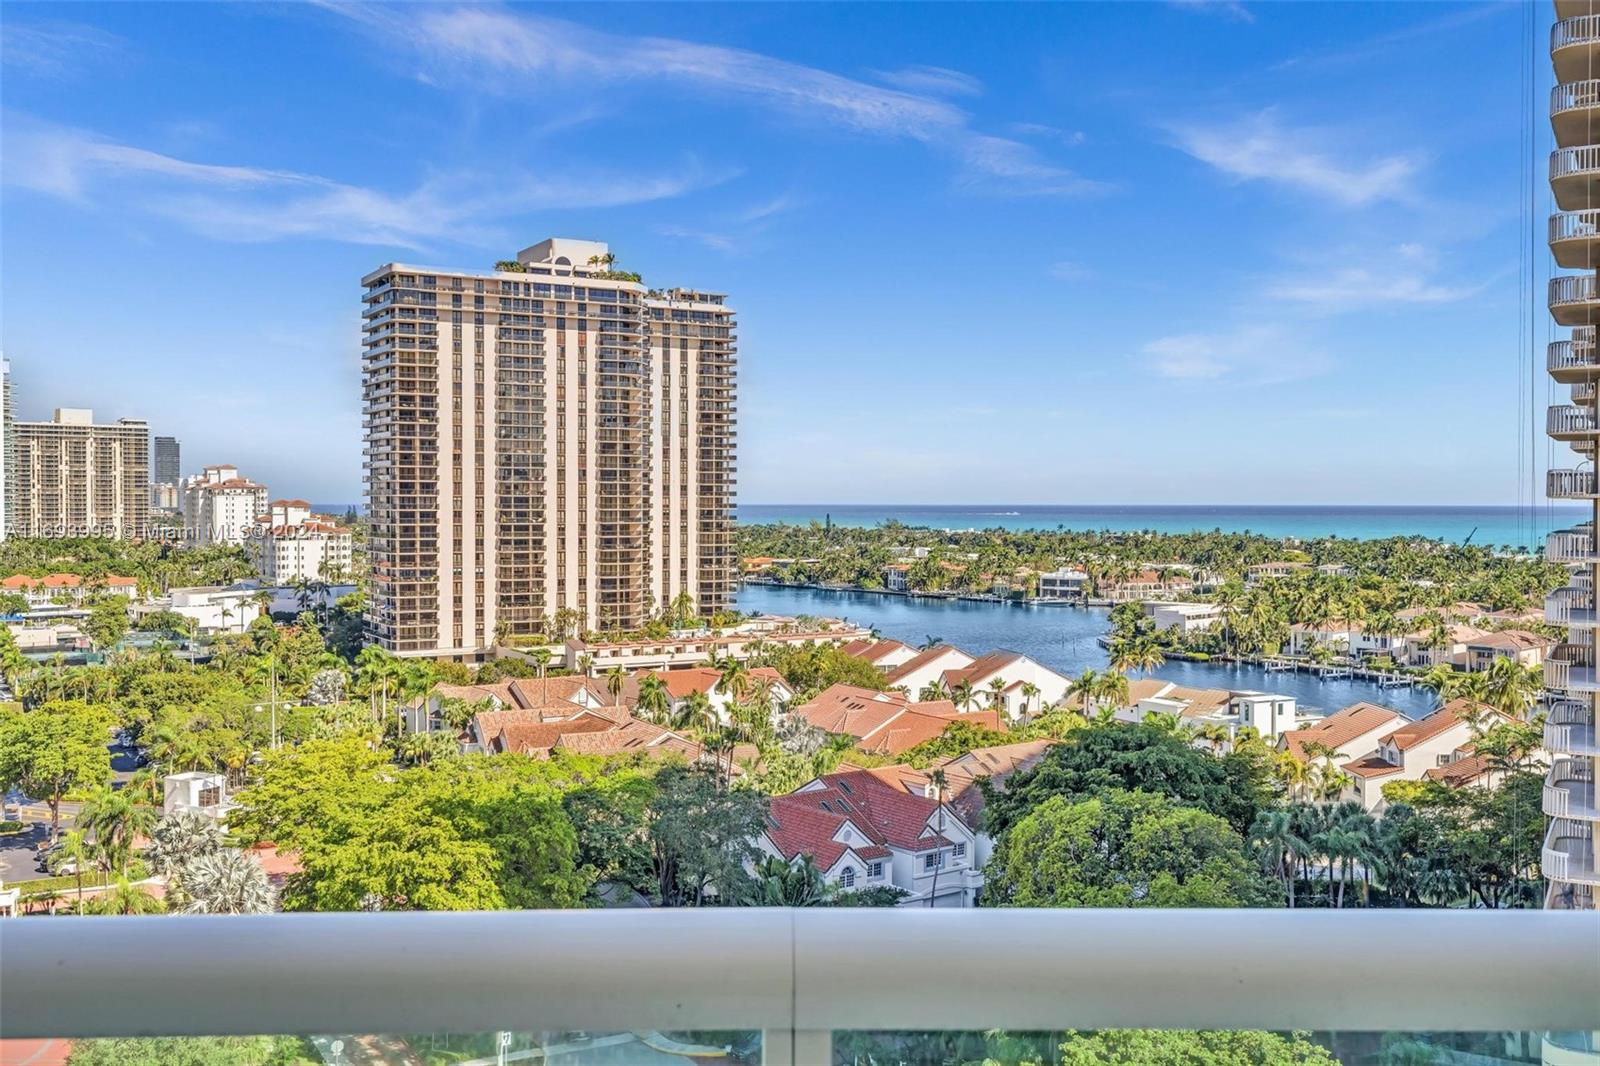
[
  {"xmin": 1279, "ymin": 702, "xmax": 1405, "ymax": 762},
  {"xmin": 940, "ymin": 650, "xmax": 1025, "ymax": 689},
  {"xmin": 884, "ymin": 644, "xmax": 971, "ymax": 685},
  {"xmin": 1383, "ymin": 699, "xmax": 1490, "ymax": 752},
  {"xmin": 1342, "ymin": 754, "xmax": 1404, "ymax": 778},
  {"xmin": 1422, "ymin": 753, "xmax": 1494, "ymax": 786},
  {"xmin": 766, "ymin": 768, "xmax": 953, "ymax": 870}
]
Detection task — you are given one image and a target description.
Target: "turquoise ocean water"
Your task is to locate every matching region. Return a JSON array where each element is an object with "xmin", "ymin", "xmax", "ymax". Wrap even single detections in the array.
[{"xmin": 738, "ymin": 504, "xmax": 1586, "ymax": 550}]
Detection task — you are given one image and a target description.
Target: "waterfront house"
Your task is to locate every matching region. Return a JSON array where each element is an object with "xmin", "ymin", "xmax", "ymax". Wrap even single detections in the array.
[
  {"xmin": 758, "ymin": 768, "xmax": 985, "ymax": 907},
  {"xmin": 937, "ymin": 650, "xmax": 1070, "ymax": 719},
  {"xmin": 1190, "ymin": 691, "xmax": 1301, "ymax": 739},
  {"xmin": 883, "ymin": 644, "xmax": 977, "ymax": 696},
  {"xmin": 1402, "ymin": 624, "xmax": 1491, "ymax": 669},
  {"xmin": 1287, "ymin": 620, "xmax": 1409, "ymax": 662},
  {"xmin": 1099, "ymin": 569, "xmax": 1194, "ymax": 603},
  {"xmin": 1144, "ymin": 601, "xmax": 1224, "ymax": 637},
  {"xmin": 1122, "ymin": 683, "xmax": 1231, "ymax": 726},
  {"xmin": 840, "ymin": 638, "xmax": 918, "ymax": 673},
  {"xmin": 1463, "ymin": 630, "xmax": 1555, "ymax": 671},
  {"xmin": 1277, "ymin": 702, "xmax": 1408, "ymax": 767},
  {"xmin": 1339, "ymin": 699, "xmax": 1501, "ymax": 810},
  {"xmin": 562, "ymin": 615, "xmax": 872, "ymax": 673},
  {"xmin": 792, "ymin": 684, "xmax": 1000, "ymax": 756},
  {"xmin": 881, "ymin": 564, "xmax": 911, "ymax": 592},
  {"xmin": 1245, "ymin": 562, "xmax": 1309, "ymax": 585},
  {"xmin": 471, "ymin": 703, "xmax": 702, "ymax": 761},
  {"xmin": 621, "ymin": 666, "xmax": 793, "ymax": 724},
  {"xmin": 1036, "ymin": 567, "xmax": 1089, "ymax": 601}
]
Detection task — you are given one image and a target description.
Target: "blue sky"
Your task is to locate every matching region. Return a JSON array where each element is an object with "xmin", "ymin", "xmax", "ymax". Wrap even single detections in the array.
[{"xmin": 0, "ymin": 1, "xmax": 1557, "ymax": 505}]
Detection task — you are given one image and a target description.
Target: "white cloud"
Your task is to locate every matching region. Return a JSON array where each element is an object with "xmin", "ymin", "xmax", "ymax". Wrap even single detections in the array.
[
  {"xmin": 1141, "ymin": 325, "xmax": 1326, "ymax": 383},
  {"xmin": 1169, "ymin": 0, "xmax": 1255, "ymax": 23},
  {"xmin": 872, "ymin": 64, "xmax": 983, "ymax": 98},
  {"xmin": 1, "ymin": 21, "xmax": 126, "ymax": 79},
  {"xmin": 329, "ymin": 4, "xmax": 1103, "ymax": 197},
  {"xmin": 1168, "ymin": 110, "xmax": 1421, "ymax": 206},
  {"xmin": 4, "ymin": 116, "xmax": 722, "ymax": 247},
  {"xmin": 1011, "ymin": 122, "xmax": 1088, "ymax": 147},
  {"xmin": 1265, "ymin": 244, "xmax": 1484, "ymax": 311}
]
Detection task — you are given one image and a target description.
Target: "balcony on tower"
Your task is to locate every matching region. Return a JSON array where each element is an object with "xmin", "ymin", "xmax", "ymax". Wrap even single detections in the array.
[
  {"xmin": 1551, "ymin": 273, "xmax": 1600, "ymax": 325},
  {"xmin": 1551, "ymin": 146, "xmax": 1600, "ymax": 210},
  {"xmin": 1554, "ymin": 16, "xmax": 1600, "ymax": 84},
  {"xmin": 1548, "ymin": 583, "xmax": 1600, "ymax": 628},
  {"xmin": 1549, "ymin": 467, "xmax": 1600, "ymax": 498},
  {"xmin": 1550, "ymin": 403, "xmax": 1600, "ymax": 442},
  {"xmin": 1544, "ymin": 758, "xmax": 1599, "ymax": 820},
  {"xmin": 1546, "ymin": 641, "xmax": 1600, "ymax": 690},
  {"xmin": 1551, "ymin": 328, "xmax": 1600, "ymax": 381},
  {"xmin": 1551, "ymin": 80, "xmax": 1600, "ymax": 146},
  {"xmin": 1547, "ymin": 700, "xmax": 1600, "ymax": 756},
  {"xmin": 1551, "ymin": 210, "xmax": 1600, "ymax": 267},
  {"xmin": 1548, "ymin": 524, "xmax": 1599, "ymax": 562}
]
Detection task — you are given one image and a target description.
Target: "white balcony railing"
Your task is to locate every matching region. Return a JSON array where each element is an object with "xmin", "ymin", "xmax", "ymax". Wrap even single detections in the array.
[
  {"xmin": 1550, "ymin": 405, "xmax": 1600, "ymax": 437},
  {"xmin": 1551, "ymin": 209, "xmax": 1600, "ymax": 245},
  {"xmin": 1554, "ymin": 14, "xmax": 1600, "ymax": 51},
  {"xmin": 1552, "ymin": 80, "xmax": 1600, "ymax": 119},
  {"xmin": 2, "ymin": 911, "xmax": 1598, "ymax": 1054},
  {"xmin": 1551, "ymin": 144, "xmax": 1600, "ymax": 181},
  {"xmin": 1551, "ymin": 272, "xmax": 1600, "ymax": 308},
  {"xmin": 1549, "ymin": 335, "xmax": 1600, "ymax": 375},
  {"xmin": 1548, "ymin": 587, "xmax": 1599, "ymax": 627},
  {"xmin": 1547, "ymin": 527, "xmax": 1598, "ymax": 563},
  {"xmin": 1549, "ymin": 469, "xmax": 1600, "ymax": 499}
]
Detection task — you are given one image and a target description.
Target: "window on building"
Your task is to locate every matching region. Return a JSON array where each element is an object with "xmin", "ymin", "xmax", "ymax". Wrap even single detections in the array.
[
  {"xmin": 198, "ymin": 786, "xmax": 221, "ymax": 807},
  {"xmin": 924, "ymin": 852, "xmax": 943, "ymax": 872},
  {"xmin": 840, "ymin": 867, "xmax": 856, "ymax": 889},
  {"xmin": 868, "ymin": 861, "xmax": 883, "ymax": 878},
  {"xmin": 952, "ymin": 842, "xmax": 966, "ymax": 860}
]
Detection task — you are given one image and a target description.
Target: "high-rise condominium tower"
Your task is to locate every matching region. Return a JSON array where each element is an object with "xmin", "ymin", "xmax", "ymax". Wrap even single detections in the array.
[
  {"xmin": 0, "ymin": 359, "xmax": 12, "ymax": 542},
  {"xmin": 1545, "ymin": 0, "xmax": 1600, "ymax": 912},
  {"xmin": 153, "ymin": 436, "xmax": 181, "ymax": 486},
  {"xmin": 13, "ymin": 408, "xmax": 149, "ymax": 539},
  {"xmin": 361, "ymin": 238, "xmax": 736, "ymax": 657}
]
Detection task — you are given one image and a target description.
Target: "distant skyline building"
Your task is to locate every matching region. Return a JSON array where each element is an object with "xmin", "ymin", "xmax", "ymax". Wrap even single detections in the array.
[
  {"xmin": 13, "ymin": 408, "xmax": 150, "ymax": 539},
  {"xmin": 361, "ymin": 237, "xmax": 737, "ymax": 657},
  {"xmin": 153, "ymin": 435, "xmax": 181, "ymax": 485},
  {"xmin": 0, "ymin": 358, "xmax": 12, "ymax": 543},
  {"xmin": 1543, "ymin": 0, "xmax": 1600, "ymax": 913},
  {"xmin": 182, "ymin": 464, "xmax": 268, "ymax": 546}
]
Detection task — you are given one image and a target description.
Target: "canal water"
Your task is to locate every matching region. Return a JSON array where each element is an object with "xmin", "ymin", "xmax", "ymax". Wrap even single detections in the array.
[{"xmin": 736, "ymin": 584, "xmax": 1440, "ymax": 719}]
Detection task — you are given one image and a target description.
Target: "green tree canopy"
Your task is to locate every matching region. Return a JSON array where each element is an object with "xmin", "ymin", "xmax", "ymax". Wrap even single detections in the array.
[
  {"xmin": 985, "ymin": 790, "xmax": 1280, "ymax": 908},
  {"xmin": 1056, "ymin": 1029, "xmax": 1338, "ymax": 1065},
  {"xmin": 0, "ymin": 699, "xmax": 114, "ymax": 841}
]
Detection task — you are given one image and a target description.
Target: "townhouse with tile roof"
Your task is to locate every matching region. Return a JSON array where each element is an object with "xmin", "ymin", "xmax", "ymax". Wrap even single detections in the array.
[
  {"xmin": 0, "ymin": 573, "xmax": 140, "ymax": 608},
  {"xmin": 882, "ymin": 643, "xmax": 976, "ymax": 696},
  {"xmin": 470, "ymin": 703, "xmax": 703, "ymax": 762},
  {"xmin": 619, "ymin": 666, "xmax": 793, "ymax": 725},
  {"xmin": 840, "ymin": 638, "xmax": 918, "ymax": 673},
  {"xmin": 758, "ymin": 767, "xmax": 986, "ymax": 906},
  {"xmin": 1336, "ymin": 699, "xmax": 1518, "ymax": 809},
  {"xmin": 1276, "ymin": 702, "xmax": 1409, "ymax": 766},
  {"xmin": 937, "ymin": 650, "xmax": 1070, "ymax": 720},
  {"xmin": 791, "ymin": 683, "xmax": 1003, "ymax": 756}
]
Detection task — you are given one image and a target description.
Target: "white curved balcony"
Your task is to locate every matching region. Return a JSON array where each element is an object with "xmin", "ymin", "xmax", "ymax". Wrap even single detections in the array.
[
  {"xmin": 1547, "ymin": 717, "xmax": 1600, "ymax": 757},
  {"xmin": 1549, "ymin": 586, "xmax": 1600, "ymax": 628},
  {"xmin": 1554, "ymin": 16, "xmax": 1600, "ymax": 84},
  {"xmin": 1552, "ymin": 210, "xmax": 1600, "ymax": 267},
  {"xmin": 1548, "ymin": 526, "xmax": 1599, "ymax": 562},
  {"xmin": 1550, "ymin": 328, "xmax": 1600, "ymax": 380},
  {"xmin": 1550, "ymin": 403, "xmax": 1600, "ymax": 440},
  {"xmin": 1552, "ymin": 81, "xmax": 1600, "ymax": 147},
  {"xmin": 1558, "ymin": 0, "xmax": 1600, "ymax": 20},
  {"xmin": 1552, "ymin": 273, "xmax": 1600, "ymax": 325},
  {"xmin": 1551, "ymin": 145, "xmax": 1600, "ymax": 210},
  {"xmin": 1545, "ymin": 817, "xmax": 1600, "ymax": 885},
  {"xmin": 1544, "ymin": 760, "xmax": 1599, "ymax": 820},
  {"xmin": 1550, "ymin": 468, "xmax": 1600, "ymax": 498},
  {"xmin": 1547, "ymin": 642, "xmax": 1600, "ymax": 691},
  {"xmin": 1577, "ymin": 380, "xmax": 1599, "ymax": 404}
]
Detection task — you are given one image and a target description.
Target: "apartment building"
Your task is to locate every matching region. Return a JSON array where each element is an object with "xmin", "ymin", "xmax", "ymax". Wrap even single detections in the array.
[
  {"xmin": 183, "ymin": 465, "xmax": 268, "ymax": 547},
  {"xmin": 1544, "ymin": 0, "xmax": 1600, "ymax": 911},
  {"xmin": 152, "ymin": 435, "xmax": 181, "ymax": 485},
  {"xmin": 13, "ymin": 408, "xmax": 149, "ymax": 539},
  {"xmin": 249, "ymin": 500, "xmax": 354, "ymax": 584},
  {"xmin": 361, "ymin": 238, "xmax": 737, "ymax": 657},
  {"xmin": 0, "ymin": 359, "xmax": 12, "ymax": 542}
]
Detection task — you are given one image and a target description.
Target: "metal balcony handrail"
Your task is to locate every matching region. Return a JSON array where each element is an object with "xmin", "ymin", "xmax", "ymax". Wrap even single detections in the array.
[
  {"xmin": 1550, "ymin": 405, "xmax": 1600, "ymax": 434},
  {"xmin": 1554, "ymin": 80, "xmax": 1600, "ymax": 117},
  {"xmin": 1552, "ymin": 210, "xmax": 1600, "ymax": 242},
  {"xmin": 1551, "ymin": 273, "xmax": 1599, "ymax": 304},
  {"xmin": 1552, "ymin": 144, "xmax": 1600, "ymax": 179},
  {"xmin": 1549, "ymin": 339, "xmax": 1599, "ymax": 372},
  {"xmin": 1554, "ymin": 14, "xmax": 1600, "ymax": 50},
  {"xmin": 1, "ymin": 911, "xmax": 1597, "ymax": 1042}
]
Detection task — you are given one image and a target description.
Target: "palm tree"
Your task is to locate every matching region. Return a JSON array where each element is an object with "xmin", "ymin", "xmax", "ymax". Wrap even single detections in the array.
[
  {"xmin": 919, "ymin": 679, "xmax": 952, "ymax": 702},
  {"xmin": 1066, "ymin": 670, "xmax": 1101, "ymax": 715},
  {"xmin": 148, "ymin": 811, "xmax": 221, "ymax": 888},
  {"xmin": 985, "ymin": 676, "xmax": 1008, "ymax": 717},
  {"xmin": 87, "ymin": 877, "xmax": 165, "ymax": 915},
  {"xmin": 950, "ymin": 678, "xmax": 978, "ymax": 714},
  {"xmin": 918, "ymin": 635, "xmax": 943, "ymax": 651},
  {"xmin": 1419, "ymin": 663, "xmax": 1460, "ymax": 708},
  {"xmin": 1249, "ymin": 808, "xmax": 1306, "ymax": 908},
  {"xmin": 926, "ymin": 769, "xmax": 948, "ymax": 908},
  {"xmin": 80, "ymin": 786, "xmax": 157, "ymax": 877},
  {"xmin": 1018, "ymin": 681, "xmax": 1041, "ymax": 719},
  {"xmin": 530, "ymin": 647, "xmax": 553, "ymax": 678},
  {"xmin": 604, "ymin": 666, "xmax": 628, "ymax": 705},
  {"xmin": 1483, "ymin": 656, "xmax": 1541, "ymax": 721},
  {"xmin": 179, "ymin": 850, "xmax": 277, "ymax": 914},
  {"xmin": 1096, "ymin": 670, "xmax": 1129, "ymax": 712},
  {"xmin": 673, "ymin": 689, "xmax": 718, "ymax": 734},
  {"xmin": 636, "ymin": 673, "xmax": 673, "ymax": 724},
  {"xmin": 746, "ymin": 855, "xmax": 830, "ymax": 906},
  {"xmin": 50, "ymin": 829, "xmax": 95, "ymax": 911},
  {"xmin": 715, "ymin": 655, "xmax": 751, "ymax": 706},
  {"xmin": 1274, "ymin": 752, "xmax": 1313, "ymax": 802}
]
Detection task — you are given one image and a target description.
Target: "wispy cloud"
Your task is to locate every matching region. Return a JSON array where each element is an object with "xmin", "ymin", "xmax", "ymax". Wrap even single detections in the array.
[
  {"xmin": 872, "ymin": 64, "xmax": 982, "ymax": 98},
  {"xmin": 1272, "ymin": 4, "xmax": 1503, "ymax": 72},
  {"xmin": 1169, "ymin": 0, "xmax": 1255, "ymax": 23},
  {"xmin": 1265, "ymin": 244, "xmax": 1486, "ymax": 311},
  {"xmin": 1142, "ymin": 325, "xmax": 1327, "ymax": 384},
  {"xmin": 655, "ymin": 224, "xmax": 737, "ymax": 253},
  {"xmin": 5, "ymin": 115, "xmax": 723, "ymax": 247},
  {"xmin": 1167, "ymin": 109, "xmax": 1422, "ymax": 206},
  {"xmin": 656, "ymin": 192, "xmax": 807, "ymax": 256},
  {"xmin": 1, "ymin": 21, "xmax": 127, "ymax": 79},
  {"xmin": 1011, "ymin": 122, "xmax": 1087, "ymax": 147},
  {"xmin": 327, "ymin": 4, "xmax": 1104, "ymax": 197},
  {"xmin": 1049, "ymin": 259, "xmax": 1093, "ymax": 282}
]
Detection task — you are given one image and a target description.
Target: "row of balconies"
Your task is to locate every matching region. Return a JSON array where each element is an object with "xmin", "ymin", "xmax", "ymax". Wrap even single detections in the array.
[
  {"xmin": 1549, "ymin": 468, "xmax": 1600, "ymax": 498},
  {"xmin": 1547, "ymin": 524, "xmax": 1598, "ymax": 561},
  {"xmin": 1547, "ymin": 640, "xmax": 1599, "ymax": 691},
  {"xmin": 1543, "ymin": 757, "xmax": 1599, "ymax": 820},
  {"xmin": 1549, "ymin": 403, "xmax": 1600, "ymax": 439},
  {"xmin": 1544, "ymin": 816, "xmax": 1600, "ymax": 886},
  {"xmin": 1548, "ymin": 584, "xmax": 1599, "ymax": 627}
]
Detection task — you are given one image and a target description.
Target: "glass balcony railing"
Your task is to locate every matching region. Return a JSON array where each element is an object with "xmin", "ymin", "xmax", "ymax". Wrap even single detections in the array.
[{"xmin": 2, "ymin": 911, "xmax": 1597, "ymax": 1066}]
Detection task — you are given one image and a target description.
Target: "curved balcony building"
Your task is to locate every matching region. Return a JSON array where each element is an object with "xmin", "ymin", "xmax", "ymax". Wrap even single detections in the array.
[{"xmin": 1549, "ymin": 2, "xmax": 1600, "ymax": 920}]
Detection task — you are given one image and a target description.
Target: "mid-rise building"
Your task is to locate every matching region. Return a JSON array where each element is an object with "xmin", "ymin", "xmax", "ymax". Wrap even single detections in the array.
[
  {"xmin": 249, "ymin": 499, "xmax": 354, "ymax": 584},
  {"xmin": 361, "ymin": 237, "xmax": 737, "ymax": 657},
  {"xmin": 0, "ymin": 358, "xmax": 13, "ymax": 542},
  {"xmin": 1544, "ymin": 0, "xmax": 1600, "ymax": 913},
  {"xmin": 182, "ymin": 464, "xmax": 268, "ymax": 546},
  {"xmin": 153, "ymin": 436, "xmax": 181, "ymax": 486},
  {"xmin": 13, "ymin": 408, "xmax": 149, "ymax": 539}
]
